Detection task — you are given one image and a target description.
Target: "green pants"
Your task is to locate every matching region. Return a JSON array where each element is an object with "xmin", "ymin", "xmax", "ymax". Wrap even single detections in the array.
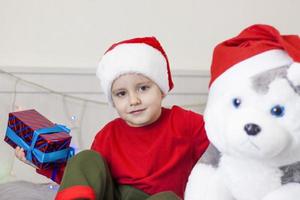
[{"xmin": 56, "ymin": 150, "xmax": 181, "ymax": 200}]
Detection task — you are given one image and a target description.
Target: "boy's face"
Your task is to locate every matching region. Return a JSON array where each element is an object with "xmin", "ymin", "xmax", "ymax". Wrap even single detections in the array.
[{"xmin": 111, "ymin": 73, "xmax": 164, "ymax": 127}]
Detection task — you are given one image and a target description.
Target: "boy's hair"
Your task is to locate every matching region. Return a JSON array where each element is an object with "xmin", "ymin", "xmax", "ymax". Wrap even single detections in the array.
[{"xmin": 96, "ymin": 37, "xmax": 174, "ymax": 105}]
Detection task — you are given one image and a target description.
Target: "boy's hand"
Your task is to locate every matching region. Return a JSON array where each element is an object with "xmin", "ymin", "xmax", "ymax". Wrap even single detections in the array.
[
  {"xmin": 15, "ymin": 146, "xmax": 27, "ymax": 162},
  {"xmin": 15, "ymin": 146, "xmax": 37, "ymax": 169}
]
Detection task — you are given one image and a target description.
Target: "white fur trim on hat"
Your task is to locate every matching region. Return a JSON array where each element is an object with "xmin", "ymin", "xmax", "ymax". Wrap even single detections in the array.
[
  {"xmin": 210, "ymin": 49, "xmax": 294, "ymax": 93},
  {"xmin": 97, "ymin": 43, "xmax": 168, "ymax": 105}
]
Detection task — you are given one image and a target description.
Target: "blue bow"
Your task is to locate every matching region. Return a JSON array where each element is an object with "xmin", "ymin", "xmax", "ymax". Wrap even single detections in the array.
[{"xmin": 6, "ymin": 124, "xmax": 74, "ymax": 163}]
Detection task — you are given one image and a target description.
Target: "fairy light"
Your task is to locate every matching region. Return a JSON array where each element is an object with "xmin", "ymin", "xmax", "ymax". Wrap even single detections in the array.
[
  {"xmin": 48, "ymin": 184, "xmax": 59, "ymax": 191},
  {"xmin": 71, "ymin": 115, "xmax": 76, "ymax": 121},
  {"xmin": 0, "ymin": 68, "xmax": 108, "ymax": 105},
  {"xmin": 0, "ymin": 67, "xmax": 207, "ymax": 182}
]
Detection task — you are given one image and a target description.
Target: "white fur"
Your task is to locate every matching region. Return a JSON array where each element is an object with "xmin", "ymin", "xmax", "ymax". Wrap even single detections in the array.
[
  {"xmin": 287, "ymin": 62, "xmax": 300, "ymax": 86},
  {"xmin": 185, "ymin": 49, "xmax": 300, "ymax": 200},
  {"xmin": 262, "ymin": 183, "xmax": 300, "ymax": 200},
  {"xmin": 185, "ymin": 164, "xmax": 217, "ymax": 200}
]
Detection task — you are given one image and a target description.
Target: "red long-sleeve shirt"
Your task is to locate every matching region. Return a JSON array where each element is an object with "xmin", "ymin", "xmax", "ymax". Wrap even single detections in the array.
[{"xmin": 37, "ymin": 106, "xmax": 209, "ymax": 199}]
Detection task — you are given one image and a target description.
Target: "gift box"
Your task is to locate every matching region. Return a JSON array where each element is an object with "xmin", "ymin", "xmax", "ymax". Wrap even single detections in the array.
[{"xmin": 4, "ymin": 109, "xmax": 74, "ymax": 169}]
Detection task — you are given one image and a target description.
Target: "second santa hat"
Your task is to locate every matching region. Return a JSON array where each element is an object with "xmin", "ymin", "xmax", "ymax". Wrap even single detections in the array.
[
  {"xmin": 209, "ymin": 24, "xmax": 300, "ymax": 88},
  {"xmin": 97, "ymin": 37, "xmax": 173, "ymax": 105}
]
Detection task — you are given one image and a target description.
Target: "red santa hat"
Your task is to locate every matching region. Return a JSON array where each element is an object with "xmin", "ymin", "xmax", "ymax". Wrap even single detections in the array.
[
  {"xmin": 209, "ymin": 24, "xmax": 300, "ymax": 88},
  {"xmin": 96, "ymin": 36, "xmax": 173, "ymax": 105}
]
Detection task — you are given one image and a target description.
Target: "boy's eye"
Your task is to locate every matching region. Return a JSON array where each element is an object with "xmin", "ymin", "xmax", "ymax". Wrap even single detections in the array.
[
  {"xmin": 115, "ymin": 91, "xmax": 126, "ymax": 97},
  {"xmin": 139, "ymin": 85, "xmax": 150, "ymax": 92}
]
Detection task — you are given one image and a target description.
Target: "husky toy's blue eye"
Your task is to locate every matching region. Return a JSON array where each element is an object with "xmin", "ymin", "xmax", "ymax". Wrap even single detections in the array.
[
  {"xmin": 270, "ymin": 105, "xmax": 285, "ymax": 117},
  {"xmin": 232, "ymin": 98, "xmax": 241, "ymax": 108}
]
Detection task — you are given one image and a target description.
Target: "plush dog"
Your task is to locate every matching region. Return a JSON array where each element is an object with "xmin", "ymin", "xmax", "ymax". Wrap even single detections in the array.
[{"xmin": 185, "ymin": 24, "xmax": 300, "ymax": 200}]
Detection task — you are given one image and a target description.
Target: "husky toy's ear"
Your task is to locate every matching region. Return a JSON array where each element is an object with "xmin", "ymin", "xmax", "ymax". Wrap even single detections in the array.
[{"xmin": 288, "ymin": 62, "xmax": 300, "ymax": 86}]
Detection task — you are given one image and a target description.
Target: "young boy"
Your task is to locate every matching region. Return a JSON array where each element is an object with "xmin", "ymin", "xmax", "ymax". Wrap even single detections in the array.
[{"xmin": 15, "ymin": 37, "xmax": 209, "ymax": 200}]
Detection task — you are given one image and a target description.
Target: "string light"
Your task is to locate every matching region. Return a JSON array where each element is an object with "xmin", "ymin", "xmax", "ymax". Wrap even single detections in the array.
[
  {"xmin": 11, "ymin": 79, "xmax": 20, "ymax": 111},
  {"xmin": 0, "ymin": 67, "xmax": 206, "ymax": 108},
  {"xmin": 48, "ymin": 184, "xmax": 59, "ymax": 191},
  {"xmin": 71, "ymin": 115, "xmax": 76, "ymax": 121},
  {"xmin": 0, "ymin": 68, "xmax": 108, "ymax": 105},
  {"xmin": 0, "ymin": 67, "xmax": 207, "ymax": 182}
]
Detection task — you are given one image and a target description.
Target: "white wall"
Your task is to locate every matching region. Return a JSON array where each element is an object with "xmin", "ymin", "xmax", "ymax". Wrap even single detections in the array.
[{"xmin": 0, "ymin": 0, "xmax": 299, "ymax": 71}]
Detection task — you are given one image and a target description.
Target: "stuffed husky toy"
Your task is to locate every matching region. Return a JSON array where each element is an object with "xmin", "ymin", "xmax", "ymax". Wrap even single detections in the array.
[{"xmin": 185, "ymin": 24, "xmax": 300, "ymax": 200}]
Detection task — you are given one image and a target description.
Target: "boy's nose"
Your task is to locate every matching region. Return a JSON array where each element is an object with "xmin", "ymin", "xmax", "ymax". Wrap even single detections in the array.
[{"xmin": 129, "ymin": 93, "xmax": 141, "ymax": 106}]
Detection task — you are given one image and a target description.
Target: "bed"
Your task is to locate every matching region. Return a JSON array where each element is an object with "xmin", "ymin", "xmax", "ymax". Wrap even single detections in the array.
[{"xmin": 0, "ymin": 181, "xmax": 57, "ymax": 200}]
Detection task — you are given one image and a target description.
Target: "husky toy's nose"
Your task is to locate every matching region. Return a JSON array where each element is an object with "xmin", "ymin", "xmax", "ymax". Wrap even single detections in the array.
[{"xmin": 244, "ymin": 123, "xmax": 261, "ymax": 136}]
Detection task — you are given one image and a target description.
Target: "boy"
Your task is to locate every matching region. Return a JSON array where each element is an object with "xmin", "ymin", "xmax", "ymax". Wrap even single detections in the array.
[{"xmin": 15, "ymin": 37, "xmax": 209, "ymax": 200}]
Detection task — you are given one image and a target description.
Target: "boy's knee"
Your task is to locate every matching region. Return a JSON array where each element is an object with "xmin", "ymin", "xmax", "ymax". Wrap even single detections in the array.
[
  {"xmin": 69, "ymin": 150, "xmax": 105, "ymax": 166},
  {"xmin": 147, "ymin": 191, "xmax": 181, "ymax": 200}
]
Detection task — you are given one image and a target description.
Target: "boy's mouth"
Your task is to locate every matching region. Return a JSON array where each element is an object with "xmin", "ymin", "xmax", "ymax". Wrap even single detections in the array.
[{"xmin": 129, "ymin": 108, "xmax": 146, "ymax": 114}]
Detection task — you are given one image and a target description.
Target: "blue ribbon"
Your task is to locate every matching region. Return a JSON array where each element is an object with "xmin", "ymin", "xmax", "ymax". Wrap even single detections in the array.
[{"xmin": 6, "ymin": 124, "xmax": 74, "ymax": 163}]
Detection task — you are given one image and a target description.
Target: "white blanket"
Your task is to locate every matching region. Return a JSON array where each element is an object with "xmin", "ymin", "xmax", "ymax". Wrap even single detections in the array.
[{"xmin": 0, "ymin": 181, "xmax": 57, "ymax": 200}]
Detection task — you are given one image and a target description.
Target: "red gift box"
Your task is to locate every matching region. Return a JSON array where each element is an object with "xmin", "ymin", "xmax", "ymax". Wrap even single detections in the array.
[{"xmin": 4, "ymin": 109, "xmax": 73, "ymax": 169}]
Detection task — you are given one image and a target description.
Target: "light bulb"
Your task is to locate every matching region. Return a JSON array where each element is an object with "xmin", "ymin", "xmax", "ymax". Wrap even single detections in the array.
[{"xmin": 71, "ymin": 115, "xmax": 76, "ymax": 121}]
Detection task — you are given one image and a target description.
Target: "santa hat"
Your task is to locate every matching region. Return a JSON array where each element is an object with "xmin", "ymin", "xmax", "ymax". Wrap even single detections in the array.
[
  {"xmin": 209, "ymin": 24, "xmax": 300, "ymax": 88},
  {"xmin": 96, "ymin": 36, "xmax": 173, "ymax": 105}
]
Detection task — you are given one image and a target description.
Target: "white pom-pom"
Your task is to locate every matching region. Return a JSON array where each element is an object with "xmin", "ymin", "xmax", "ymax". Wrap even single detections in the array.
[{"xmin": 287, "ymin": 62, "xmax": 300, "ymax": 86}]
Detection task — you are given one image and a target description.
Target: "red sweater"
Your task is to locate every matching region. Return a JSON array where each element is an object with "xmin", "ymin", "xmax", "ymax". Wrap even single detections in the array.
[{"xmin": 37, "ymin": 106, "xmax": 209, "ymax": 199}]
